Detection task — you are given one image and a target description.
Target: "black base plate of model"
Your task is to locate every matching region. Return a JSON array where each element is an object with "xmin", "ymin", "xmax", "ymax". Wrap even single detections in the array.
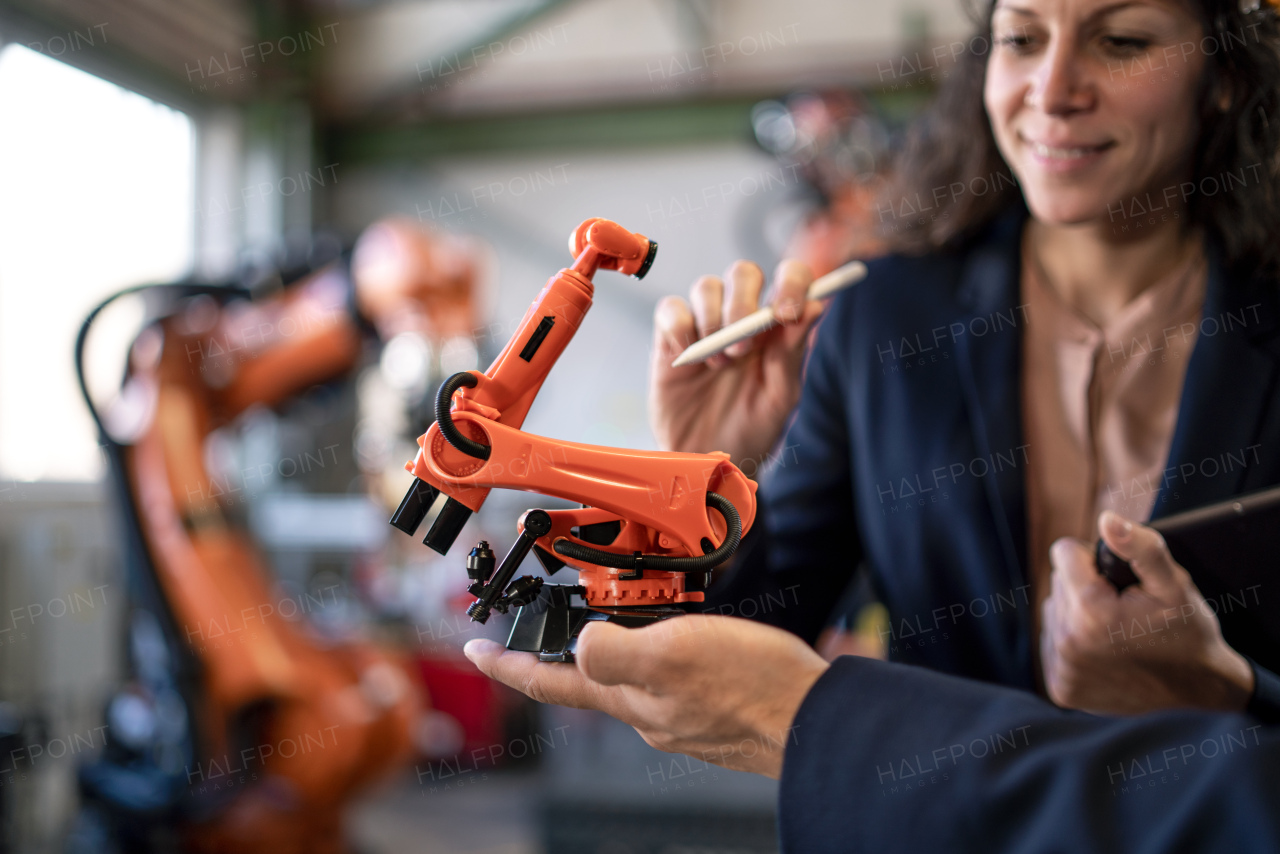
[{"xmin": 506, "ymin": 584, "xmax": 685, "ymax": 662}]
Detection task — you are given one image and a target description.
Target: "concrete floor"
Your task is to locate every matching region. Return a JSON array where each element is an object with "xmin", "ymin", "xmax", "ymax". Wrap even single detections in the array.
[
  {"xmin": 350, "ymin": 772, "xmax": 541, "ymax": 854},
  {"xmin": 348, "ymin": 706, "xmax": 780, "ymax": 854}
]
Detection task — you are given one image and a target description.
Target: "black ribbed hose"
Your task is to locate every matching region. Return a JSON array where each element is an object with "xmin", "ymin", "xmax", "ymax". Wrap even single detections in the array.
[
  {"xmin": 435, "ymin": 371, "xmax": 742, "ymax": 572},
  {"xmin": 553, "ymin": 491, "xmax": 741, "ymax": 572},
  {"xmin": 435, "ymin": 371, "xmax": 490, "ymax": 460}
]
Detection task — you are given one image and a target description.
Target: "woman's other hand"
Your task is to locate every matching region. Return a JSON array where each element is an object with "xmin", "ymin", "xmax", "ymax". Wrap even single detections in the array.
[
  {"xmin": 648, "ymin": 259, "xmax": 825, "ymax": 470},
  {"xmin": 1041, "ymin": 511, "xmax": 1254, "ymax": 715}
]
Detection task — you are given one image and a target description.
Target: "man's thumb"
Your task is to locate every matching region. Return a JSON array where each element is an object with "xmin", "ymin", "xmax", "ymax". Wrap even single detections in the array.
[{"xmin": 575, "ymin": 621, "xmax": 650, "ymax": 687}]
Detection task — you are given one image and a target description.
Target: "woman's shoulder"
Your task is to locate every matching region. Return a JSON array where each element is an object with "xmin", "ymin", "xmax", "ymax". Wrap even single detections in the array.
[
  {"xmin": 825, "ymin": 203, "xmax": 1028, "ymax": 325},
  {"xmin": 809, "ymin": 207, "xmax": 1028, "ymax": 385}
]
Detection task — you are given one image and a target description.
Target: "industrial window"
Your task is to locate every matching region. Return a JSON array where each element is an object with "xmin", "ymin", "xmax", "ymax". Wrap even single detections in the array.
[{"xmin": 0, "ymin": 45, "xmax": 194, "ymax": 482}]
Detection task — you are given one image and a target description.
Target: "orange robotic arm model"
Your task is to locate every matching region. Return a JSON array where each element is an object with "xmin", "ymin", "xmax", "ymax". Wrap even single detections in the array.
[{"xmin": 389, "ymin": 218, "xmax": 757, "ymax": 661}]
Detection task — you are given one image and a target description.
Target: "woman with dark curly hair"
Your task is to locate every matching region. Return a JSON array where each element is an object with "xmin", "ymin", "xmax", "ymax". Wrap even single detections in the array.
[
  {"xmin": 886, "ymin": 0, "xmax": 1280, "ymax": 278},
  {"xmin": 643, "ymin": 0, "xmax": 1280, "ymax": 718}
]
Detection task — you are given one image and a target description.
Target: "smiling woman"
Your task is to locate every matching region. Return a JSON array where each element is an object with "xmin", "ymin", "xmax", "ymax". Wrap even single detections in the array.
[
  {"xmin": 887, "ymin": 0, "xmax": 1280, "ymax": 710},
  {"xmin": 881, "ymin": 0, "xmax": 1280, "ymax": 281}
]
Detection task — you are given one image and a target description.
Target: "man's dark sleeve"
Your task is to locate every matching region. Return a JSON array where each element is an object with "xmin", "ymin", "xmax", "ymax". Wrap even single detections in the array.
[
  {"xmin": 698, "ymin": 293, "xmax": 862, "ymax": 646},
  {"xmin": 780, "ymin": 657, "xmax": 1280, "ymax": 854},
  {"xmin": 1246, "ymin": 657, "xmax": 1280, "ymax": 724}
]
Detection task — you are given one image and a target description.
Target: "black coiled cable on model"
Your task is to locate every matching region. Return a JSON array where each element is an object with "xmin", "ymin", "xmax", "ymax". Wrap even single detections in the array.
[
  {"xmin": 554, "ymin": 491, "xmax": 742, "ymax": 573},
  {"xmin": 435, "ymin": 371, "xmax": 491, "ymax": 460},
  {"xmin": 435, "ymin": 371, "xmax": 743, "ymax": 572}
]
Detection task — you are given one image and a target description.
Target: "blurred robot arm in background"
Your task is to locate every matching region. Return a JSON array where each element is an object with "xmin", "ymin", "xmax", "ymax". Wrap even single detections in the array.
[{"xmin": 73, "ymin": 218, "xmax": 484, "ymax": 854}]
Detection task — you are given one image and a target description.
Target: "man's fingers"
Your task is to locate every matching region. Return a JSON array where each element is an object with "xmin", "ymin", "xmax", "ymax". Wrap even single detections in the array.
[
  {"xmin": 464, "ymin": 638, "xmax": 608, "ymax": 711},
  {"xmin": 722, "ymin": 261, "xmax": 765, "ymax": 358},
  {"xmin": 689, "ymin": 275, "xmax": 725, "ymax": 341},
  {"xmin": 575, "ymin": 621, "xmax": 659, "ymax": 688},
  {"xmin": 767, "ymin": 259, "xmax": 814, "ymax": 325},
  {"xmin": 462, "ymin": 637, "xmax": 505, "ymax": 669},
  {"xmin": 1099, "ymin": 511, "xmax": 1182, "ymax": 597}
]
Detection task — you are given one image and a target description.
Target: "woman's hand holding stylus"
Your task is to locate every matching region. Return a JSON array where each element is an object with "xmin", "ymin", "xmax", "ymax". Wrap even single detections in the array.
[{"xmin": 649, "ymin": 259, "xmax": 825, "ymax": 471}]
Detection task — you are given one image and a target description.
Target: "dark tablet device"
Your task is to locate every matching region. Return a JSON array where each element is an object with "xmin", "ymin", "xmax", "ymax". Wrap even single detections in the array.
[
  {"xmin": 1095, "ymin": 485, "xmax": 1280, "ymax": 673},
  {"xmin": 1096, "ymin": 485, "xmax": 1280, "ymax": 591}
]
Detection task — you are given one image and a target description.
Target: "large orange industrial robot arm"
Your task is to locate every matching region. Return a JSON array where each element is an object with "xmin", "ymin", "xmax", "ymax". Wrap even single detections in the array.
[{"xmin": 78, "ymin": 217, "xmax": 482, "ymax": 853}]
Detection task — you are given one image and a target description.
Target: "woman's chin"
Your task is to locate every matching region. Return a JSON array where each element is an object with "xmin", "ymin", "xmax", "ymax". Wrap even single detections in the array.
[{"xmin": 1023, "ymin": 191, "xmax": 1119, "ymax": 229}]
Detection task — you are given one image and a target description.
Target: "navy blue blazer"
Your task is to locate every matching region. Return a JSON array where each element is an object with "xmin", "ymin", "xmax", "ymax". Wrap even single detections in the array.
[
  {"xmin": 780, "ymin": 656, "xmax": 1280, "ymax": 853},
  {"xmin": 702, "ymin": 200, "xmax": 1280, "ymax": 703}
]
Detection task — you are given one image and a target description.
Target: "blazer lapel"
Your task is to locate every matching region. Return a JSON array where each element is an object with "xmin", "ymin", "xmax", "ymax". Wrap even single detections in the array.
[
  {"xmin": 952, "ymin": 206, "xmax": 1032, "ymax": 609},
  {"xmin": 1156, "ymin": 246, "xmax": 1280, "ymax": 517}
]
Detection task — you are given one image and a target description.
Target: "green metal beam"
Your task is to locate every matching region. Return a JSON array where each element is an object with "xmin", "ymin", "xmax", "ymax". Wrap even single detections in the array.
[
  {"xmin": 322, "ymin": 83, "xmax": 938, "ymax": 165},
  {"xmin": 374, "ymin": 0, "xmax": 581, "ymax": 114},
  {"xmin": 323, "ymin": 97, "xmax": 766, "ymax": 163}
]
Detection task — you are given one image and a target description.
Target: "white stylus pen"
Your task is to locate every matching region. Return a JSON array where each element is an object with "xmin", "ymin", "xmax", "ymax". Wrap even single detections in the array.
[{"xmin": 669, "ymin": 260, "xmax": 868, "ymax": 367}]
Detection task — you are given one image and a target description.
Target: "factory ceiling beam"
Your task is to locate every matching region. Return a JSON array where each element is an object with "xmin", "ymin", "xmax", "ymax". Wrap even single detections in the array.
[
  {"xmin": 320, "ymin": 85, "xmax": 933, "ymax": 164},
  {"xmin": 367, "ymin": 0, "xmax": 578, "ymax": 119},
  {"xmin": 0, "ymin": 0, "xmax": 236, "ymax": 110}
]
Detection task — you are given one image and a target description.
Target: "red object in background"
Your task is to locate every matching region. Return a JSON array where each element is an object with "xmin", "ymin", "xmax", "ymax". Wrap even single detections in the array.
[{"xmin": 415, "ymin": 653, "xmax": 511, "ymax": 757}]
